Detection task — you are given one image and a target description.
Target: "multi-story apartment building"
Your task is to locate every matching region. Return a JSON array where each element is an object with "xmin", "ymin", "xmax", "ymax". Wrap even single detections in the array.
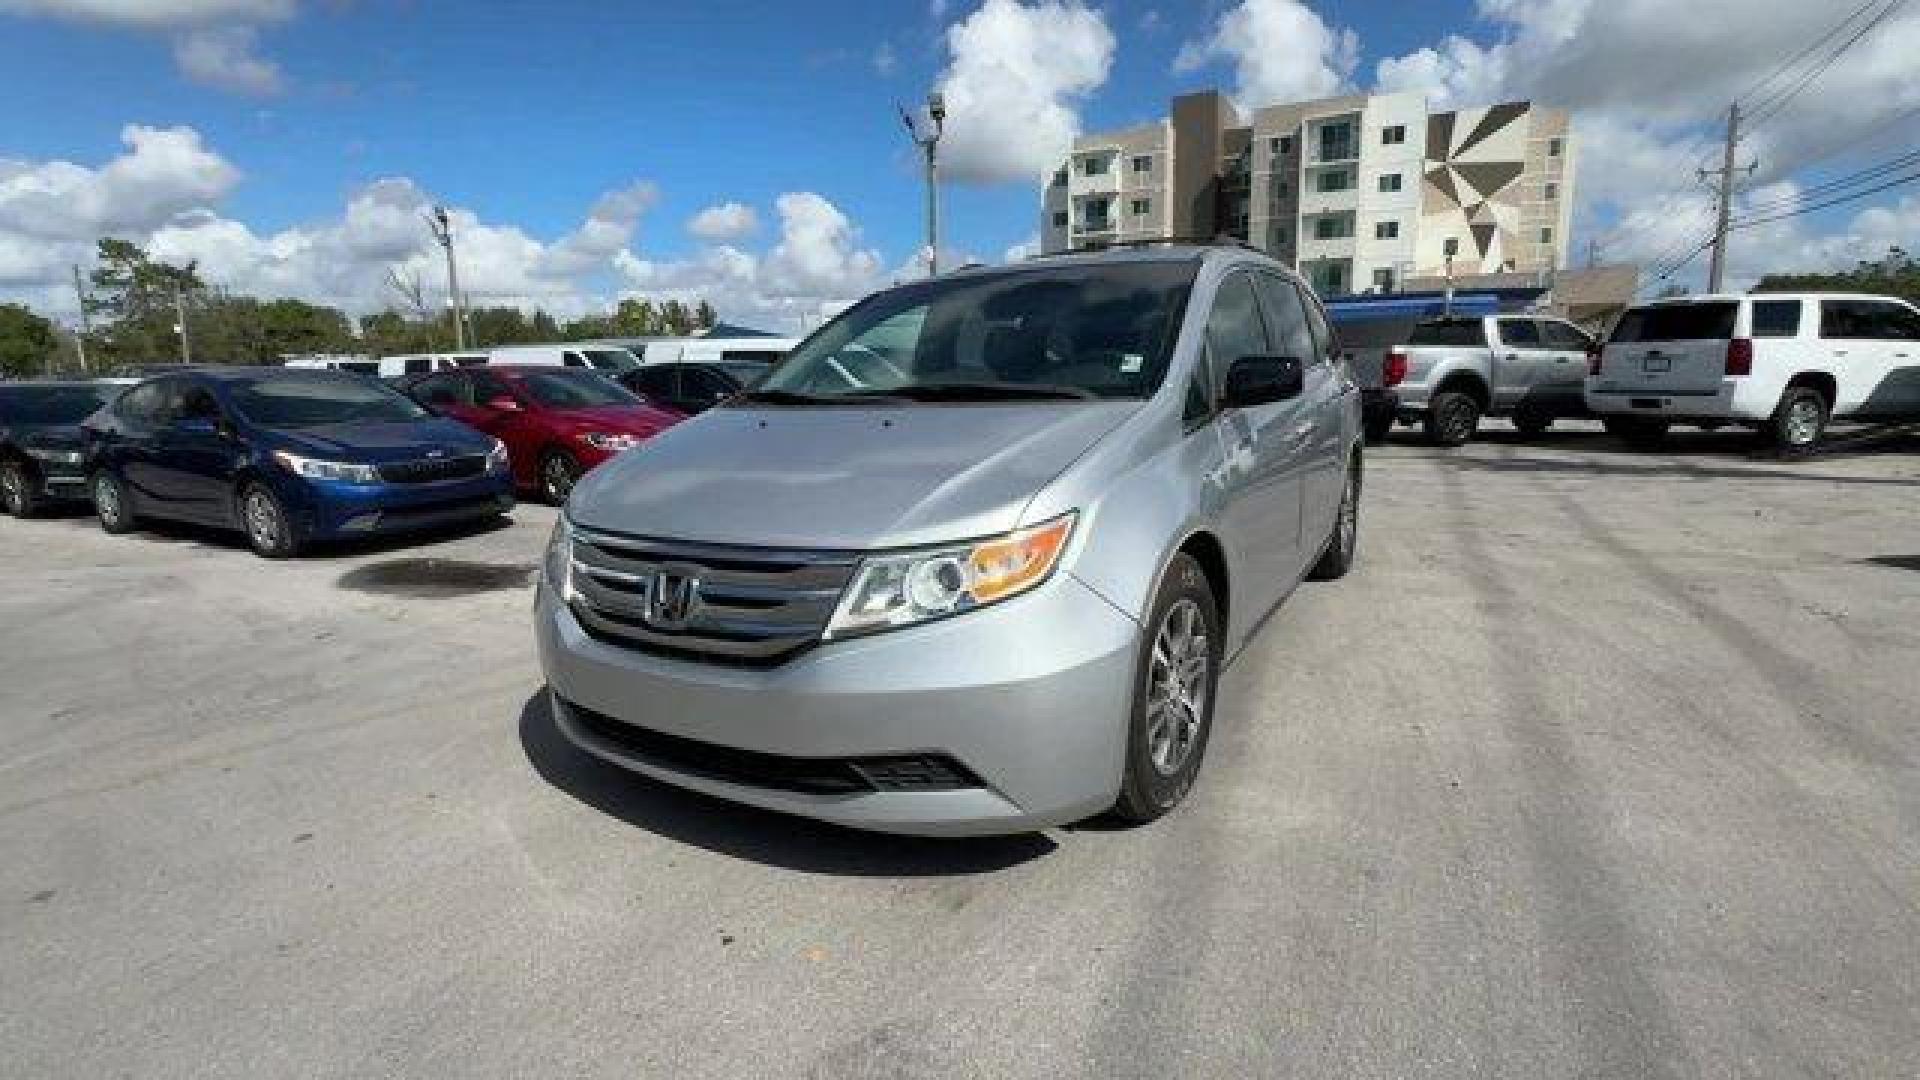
[{"xmin": 1041, "ymin": 90, "xmax": 1574, "ymax": 298}]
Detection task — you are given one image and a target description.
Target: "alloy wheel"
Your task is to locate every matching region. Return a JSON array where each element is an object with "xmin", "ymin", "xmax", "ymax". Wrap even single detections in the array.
[
  {"xmin": 94, "ymin": 473, "xmax": 123, "ymax": 525},
  {"xmin": 244, "ymin": 488, "xmax": 282, "ymax": 550},
  {"xmin": 1145, "ymin": 598, "xmax": 1210, "ymax": 776},
  {"xmin": 1441, "ymin": 399, "xmax": 1477, "ymax": 442},
  {"xmin": 0, "ymin": 465, "xmax": 21, "ymax": 514},
  {"xmin": 543, "ymin": 455, "xmax": 578, "ymax": 503},
  {"xmin": 1784, "ymin": 398, "xmax": 1822, "ymax": 446}
]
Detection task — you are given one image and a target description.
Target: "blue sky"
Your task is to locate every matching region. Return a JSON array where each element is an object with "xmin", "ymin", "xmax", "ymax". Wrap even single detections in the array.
[{"xmin": 2, "ymin": 0, "xmax": 1916, "ymax": 327}]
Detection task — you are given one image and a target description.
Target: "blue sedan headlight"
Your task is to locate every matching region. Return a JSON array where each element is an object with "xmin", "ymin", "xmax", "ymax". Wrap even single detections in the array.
[{"xmin": 272, "ymin": 450, "xmax": 381, "ymax": 484}]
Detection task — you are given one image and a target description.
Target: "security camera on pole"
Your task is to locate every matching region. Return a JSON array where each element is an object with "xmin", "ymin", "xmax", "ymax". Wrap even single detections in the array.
[{"xmin": 899, "ymin": 91, "xmax": 946, "ymax": 276}]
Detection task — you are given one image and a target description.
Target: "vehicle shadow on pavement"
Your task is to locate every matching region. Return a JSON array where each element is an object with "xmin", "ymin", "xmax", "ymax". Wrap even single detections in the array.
[
  {"xmin": 1440, "ymin": 453, "xmax": 1919, "ymax": 487},
  {"xmin": 51, "ymin": 511, "xmax": 517, "ymax": 558},
  {"xmin": 516, "ymin": 691, "xmax": 1057, "ymax": 876}
]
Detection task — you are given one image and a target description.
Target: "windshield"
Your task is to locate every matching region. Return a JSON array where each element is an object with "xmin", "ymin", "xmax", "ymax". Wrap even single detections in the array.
[
  {"xmin": 580, "ymin": 349, "xmax": 640, "ymax": 372},
  {"xmin": 228, "ymin": 374, "xmax": 430, "ymax": 428},
  {"xmin": 1611, "ymin": 303, "xmax": 1738, "ymax": 343},
  {"xmin": 1407, "ymin": 319, "xmax": 1486, "ymax": 348},
  {"xmin": 0, "ymin": 384, "xmax": 117, "ymax": 425},
  {"xmin": 751, "ymin": 261, "xmax": 1194, "ymax": 402},
  {"xmin": 516, "ymin": 369, "xmax": 639, "ymax": 409},
  {"xmin": 715, "ymin": 362, "xmax": 769, "ymax": 387}
]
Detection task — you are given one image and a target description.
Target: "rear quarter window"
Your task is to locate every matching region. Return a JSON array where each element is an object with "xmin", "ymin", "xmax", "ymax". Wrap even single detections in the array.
[
  {"xmin": 1610, "ymin": 303, "xmax": 1737, "ymax": 343},
  {"xmin": 1749, "ymin": 300, "xmax": 1802, "ymax": 339}
]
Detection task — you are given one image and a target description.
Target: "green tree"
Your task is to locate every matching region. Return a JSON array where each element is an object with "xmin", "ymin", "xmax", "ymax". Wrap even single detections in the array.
[
  {"xmin": 1755, "ymin": 246, "xmax": 1920, "ymax": 306},
  {"xmin": 694, "ymin": 299, "xmax": 718, "ymax": 331},
  {"xmin": 530, "ymin": 310, "xmax": 560, "ymax": 340},
  {"xmin": 659, "ymin": 299, "xmax": 693, "ymax": 336},
  {"xmin": 611, "ymin": 297, "xmax": 657, "ymax": 336},
  {"xmin": 0, "ymin": 303, "xmax": 58, "ymax": 378},
  {"xmin": 88, "ymin": 237, "xmax": 204, "ymax": 366}
]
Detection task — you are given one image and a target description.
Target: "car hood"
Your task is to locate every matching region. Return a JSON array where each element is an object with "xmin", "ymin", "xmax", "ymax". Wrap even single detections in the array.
[
  {"xmin": 269, "ymin": 418, "xmax": 492, "ymax": 463},
  {"xmin": 546, "ymin": 404, "xmax": 681, "ymax": 437},
  {"xmin": 569, "ymin": 402, "xmax": 1140, "ymax": 549}
]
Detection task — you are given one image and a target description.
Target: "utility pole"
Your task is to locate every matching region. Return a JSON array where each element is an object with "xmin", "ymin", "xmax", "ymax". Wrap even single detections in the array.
[
  {"xmin": 71, "ymin": 264, "xmax": 92, "ymax": 373},
  {"xmin": 171, "ymin": 281, "xmax": 192, "ymax": 364},
  {"xmin": 426, "ymin": 206, "xmax": 468, "ymax": 349},
  {"xmin": 899, "ymin": 91, "xmax": 946, "ymax": 276},
  {"xmin": 1700, "ymin": 102, "xmax": 1757, "ymax": 294},
  {"xmin": 1586, "ymin": 237, "xmax": 1600, "ymax": 269}
]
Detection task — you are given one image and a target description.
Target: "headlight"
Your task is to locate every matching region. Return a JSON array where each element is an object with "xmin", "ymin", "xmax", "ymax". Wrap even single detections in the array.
[
  {"xmin": 580, "ymin": 432, "xmax": 642, "ymax": 452},
  {"xmin": 544, "ymin": 516, "xmax": 576, "ymax": 601},
  {"xmin": 27, "ymin": 447, "xmax": 83, "ymax": 464},
  {"xmin": 486, "ymin": 438, "xmax": 510, "ymax": 473},
  {"xmin": 272, "ymin": 450, "xmax": 380, "ymax": 484},
  {"xmin": 825, "ymin": 512, "xmax": 1076, "ymax": 639}
]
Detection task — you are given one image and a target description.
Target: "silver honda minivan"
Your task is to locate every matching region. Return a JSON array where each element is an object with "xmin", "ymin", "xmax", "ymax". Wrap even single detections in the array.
[{"xmin": 536, "ymin": 245, "xmax": 1362, "ymax": 835}]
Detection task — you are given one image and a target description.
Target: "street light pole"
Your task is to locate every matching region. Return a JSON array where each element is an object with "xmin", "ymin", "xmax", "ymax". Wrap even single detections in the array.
[
  {"xmin": 900, "ymin": 91, "xmax": 946, "ymax": 276},
  {"xmin": 172, "ymin": 282, "xmax": 192, "ymax": 364}
]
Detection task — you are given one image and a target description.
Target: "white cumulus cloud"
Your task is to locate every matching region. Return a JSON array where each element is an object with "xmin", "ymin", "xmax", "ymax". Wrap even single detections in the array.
[
  {"xmin": 686, "ymin": 201, "xmax": 759, "ymax": 242},
  {"xmin": 172, "ymin": 25, "xmax": 283, "ymax": 95},
  {"xmin": 1176, "ymin": 0, "xmax": 1358, "ymax": 110},
  {"xmin": 0, "ymin": 0, "xmax": 292, "ymax": 27},
  {"xmin": 934, "ymin": 0, "xmax": 1115, "ymax": 185}
]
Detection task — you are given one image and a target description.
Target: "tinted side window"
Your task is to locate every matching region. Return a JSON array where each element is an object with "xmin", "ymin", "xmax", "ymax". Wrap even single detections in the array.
[
  {"xmin": 1499, "ymin": 320, "xmax": 1542, "ymax": 347},
  {"xmin": 1542, "ymin": 321, "xmax": 1592, "ymax": 350},
  {"xmin": 1881, "ymin": 302, "xmax": 1920, "ymax": 341},
  {"xmin": 404, "ymin": 356, "xmax": 431, "ymax": 375},
  {"xmin": 628, "ymin": 368, "xmax": 675, "ymax": 399},
  {"xmin": 1750, "ymin": 300, "xmax": 1801, "ymax": 339},
  {"xmin": 685, "ymin": 368, "xmax": 734, "ymax": 399},
  {"xmin": 1204, "ymin": 273, "xmax": 1271, "ymax": 385},
  {"xmin": 1819, "ymin": 300, "xmax": 1879, "ymax": 340},
  {"xmin": 116, "ymin": 382, "xmax": 166, "ymax": 427},
  {"xmin": 147, "ymin": 380, "xmax": 186, "ymax": 427},
  {"xmin": 562, "ymin": 351, "xmax": 586, "ymax": 368},
  {"xmin": 469, "ymin": 372, "xmax": 514, "ymax": 403},
  {"xmin": 180, "ymin": 385, "xmax": 223, "ymax": 420},
  {"xmin": 412, "ymin": 374, "xmax": 466, "ymax": 409},
  {"xmin": 1251, "ymin": 273, "xmax": 1316, "ymax": 363}
]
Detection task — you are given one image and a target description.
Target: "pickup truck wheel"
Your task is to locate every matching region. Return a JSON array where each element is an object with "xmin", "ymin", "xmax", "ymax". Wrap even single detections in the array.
[
  {"xmin": 1766, "ymin": 387, "xmax": 1827, "ymax": 456},
  {"xmin": 92, "ymin": 469, "xmax": 137, "ymax": 534},
  {"xmin": 1604, "ymin": 416, "xmax": 1670, "ymax": 449},
  {"xmin": 0, "ymin": 458, "xmax": 40, "ymax": 518},
  {"xmin": 1511, "ymin": 410, "xmax": 1553, "ymax": 438},
  {"xmin": 1112, "ymin": 553, "xmax": 1221, "ymax": 825},
  {"xmin": 1424, "ymin": 391, "xmax": 1481, "ymax": 446},
  {"xmin": 1307, "ymin": 461, "xmax": 1360, "ymax": 581},
  {"xmin": 539, "ymin": 450, "xmax": 581, "ymax": 505}
]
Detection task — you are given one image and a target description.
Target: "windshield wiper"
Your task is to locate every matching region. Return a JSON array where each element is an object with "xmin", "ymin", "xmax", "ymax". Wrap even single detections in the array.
[
  {"xmin": 858, "ymin": 382, "xmax": 1098, "ymax": 402},
  {"xmin": 728, "ymin": 388, "xmax": 901, "ymax": 407}
]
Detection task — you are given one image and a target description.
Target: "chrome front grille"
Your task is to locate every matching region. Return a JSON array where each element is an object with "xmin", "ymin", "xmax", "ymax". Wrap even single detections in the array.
[
  {"xmin": 568, "ymin": 528, "xmax": 858, "ymax": 666},
  {"xmin": 378, "ymin": 455, "xmax": 485, "ymax": 484}
]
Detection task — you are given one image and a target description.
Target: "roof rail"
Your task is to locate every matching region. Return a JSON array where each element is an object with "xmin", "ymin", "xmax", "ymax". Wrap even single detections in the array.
[{"xmin": 1027, "ymin": 234, "xmax": 1266, "ymax": 260}]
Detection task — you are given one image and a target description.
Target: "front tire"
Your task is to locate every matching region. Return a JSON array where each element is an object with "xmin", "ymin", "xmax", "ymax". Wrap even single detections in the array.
[
  {"xmin": 1112, "ymin": 553, "xmax": 1222, "ymax": 826},
  {"xmin": 1424, "ymin": 391, "xmax": 1481, "ymax": 446},
  {"xmin": 239, "ymin": 483, "xmax": 302, "ymax": 558},
  {"xmin": 0, "ymin": 458, "xmax": 41, "ymax": 518},
  {"xmin": 1766, "ymin": 386, "xmax": 1827, "ymax": 456},
  {"xmin": 93, "ymin": 469, "xmax": 137, "ymax": 534},
  {"xmin": 539, "ymin": 450, "xmax": 581, "ymax": 505}
]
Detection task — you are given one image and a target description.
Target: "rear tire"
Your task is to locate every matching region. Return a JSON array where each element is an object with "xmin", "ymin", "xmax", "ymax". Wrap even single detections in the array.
[
  {"xmin": 1766, "ymin": 386, "xmax": 1828, "ymax": 456},
  {"xmin": 1111, "ymin": 553, "xmax": 1222, "ymax": 826},
  {"xmin": 1363, "ymin": 413, "xmax": 1393, "ymax": 444},
  {"xmin": 92, "ymin": 469, "xmax": 136, "ymax": 534},
  {"xmin": 1605, "ymin": 416, "xmax": 1670, "ymax": 449},
  {"xmin": 239, "ymin": 483, "xmax": 302, "ymax": 559},
  {"xmin": 1307, "ymin": 460, "xmax": 1360, "ymax": 582},
  {"xmin": 1424, "ymin": 391, "xmax": 1481, "ymax": 446},
  {"xmin": 0, "ymin": 458, "xmax": 41, "ymax": 518}
]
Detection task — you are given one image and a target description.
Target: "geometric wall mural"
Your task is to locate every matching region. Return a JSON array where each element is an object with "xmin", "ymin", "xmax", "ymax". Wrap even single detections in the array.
[{"xmin": 1423, "ymin": 102, "xmax": 1532, "ymax": 274}]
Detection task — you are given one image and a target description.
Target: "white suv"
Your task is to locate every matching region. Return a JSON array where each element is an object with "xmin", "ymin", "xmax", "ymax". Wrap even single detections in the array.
[{"xmin": 1586, "ymin": 293, "xmax": 1920, "ymax": 452}]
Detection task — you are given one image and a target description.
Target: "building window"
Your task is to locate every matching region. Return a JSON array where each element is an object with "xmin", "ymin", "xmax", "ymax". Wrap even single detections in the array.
[
  {"xmin": 1378, "ymin": 173, "xmax": 1402, "ymax": 193},
  {"xmin": 1130, "ymin": 197, "xmax": 1151, "ymax": 216},
  {"xmin": 1271, "ymin": 135, "xmax": 1292, "ymax": 155},
  {"xmin": 1083, "ymin": 196, "xmax": 1111, "ymax": 230},
  {"xmin": 1544, "ymin": 182, "xmax": 1558, "ymax": 200},
  {"xmin": 1382, "ymin": 125, "xmax": 1406, "ymax": 145},
  {"xmin": 1271, "ymin": 226, "xmax": 1290, "ymax": 248},
  {"xmin": 1375, "ymin": 220, "xmax": 1399, "ymax": 240},
  {"xmin": 1548, "ymin": 137, "xmax": 1564, "ymax": 157},
  {"xmin": 1052, "ymin": 211, "xmax": 1068, "ymax": 229},
  {"xmin": 1372, "ymin": 267, "xmax": 1396, "ymax": 292},
  {"xmin": 1443, "ymin": 237, "xmax": 1460, "ymax": 258},
  {"xmin": 1080, "ymin": 156, "xmax": 1109, "ymax": 176},
  {"xmin": 1131, "ymin": 155, "xmax": 1152, "ymax": 173},
  {"xmin": 1313, "ymin": 216, "xmax": 1352, "ymax": 240},
  {"xmin": 1539, "ymin": 227, "xmax": 1554, "ymax": 244},
  {"xmin": 1273, "ymin": 181, "xmax": 1290, "ymax": 200},
  {"xmin": 1051, "ymin": 169, "xmax": 1067, "ymax": 187},
  {"xmin": 1316, "ymin": 169, "xmax": 1353, "ymax": 193},
  {"xmin": 1319, "ymin": 122, "xmax": 1355, "ymax": 161}
]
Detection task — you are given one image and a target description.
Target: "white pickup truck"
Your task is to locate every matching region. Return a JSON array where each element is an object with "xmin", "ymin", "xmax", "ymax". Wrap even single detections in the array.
[{"xmin": 1389, "ymin": 314, "xmax": 1595, "ymax": 445}]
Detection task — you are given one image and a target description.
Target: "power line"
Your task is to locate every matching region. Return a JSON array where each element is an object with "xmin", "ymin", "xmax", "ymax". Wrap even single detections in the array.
[
  {"xmin": 1731, "ymin": 0, "xmax": 1882, "ymax": 112},
  {"xmin": 1743, "ymin": 0, "xmax": 1907, "ymax": 136},
  {"xmin": 1734, "ymin": 149, "xmax": 1920, "ymax": 218},
  {"xmin": 1729, "ymin": 169, "xmax": 1920, "ymax": 230}
]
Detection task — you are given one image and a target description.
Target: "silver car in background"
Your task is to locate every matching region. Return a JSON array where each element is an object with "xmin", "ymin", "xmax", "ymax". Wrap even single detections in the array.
[{"xmin": 535, "ymin": 245, "xmax": 1363, "ymax": 835}]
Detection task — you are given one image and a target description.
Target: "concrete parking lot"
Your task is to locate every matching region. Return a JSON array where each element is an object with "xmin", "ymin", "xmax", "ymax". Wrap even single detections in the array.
[{"xmin": 4, "ymin": 424, "xmax": 1918, "ymax": 1079}]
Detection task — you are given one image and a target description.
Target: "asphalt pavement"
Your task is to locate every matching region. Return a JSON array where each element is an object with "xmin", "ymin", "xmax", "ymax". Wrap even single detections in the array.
[{"xmin": 3, "ymin": 423, "xmax": 1917, "ymax": 1078}]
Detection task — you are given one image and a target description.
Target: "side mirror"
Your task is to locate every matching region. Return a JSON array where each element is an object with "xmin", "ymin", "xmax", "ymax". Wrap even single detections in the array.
[
  {"xmin": 484, "ymin": 395, "xmax": 521, "ymax": 413},
  {"xmin": 1222, "ymin": 355, "xmax": 1305, "ymax": 409}
]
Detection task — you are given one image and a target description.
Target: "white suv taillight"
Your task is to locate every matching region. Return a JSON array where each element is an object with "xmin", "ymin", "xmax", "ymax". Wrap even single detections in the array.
[{"xmin": 1725, "ymin": 337, "xmax": 1753, "ymax": 377}]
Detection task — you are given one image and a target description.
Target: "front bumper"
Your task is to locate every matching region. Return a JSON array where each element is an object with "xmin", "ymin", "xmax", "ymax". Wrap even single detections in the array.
[
  {"xmin": 290, "ymin": 471, "xmax": 515, "ymax": 539},
  {"xmin": 535, "ymin": 571, "xmax": 1141, "ymax": 836}
]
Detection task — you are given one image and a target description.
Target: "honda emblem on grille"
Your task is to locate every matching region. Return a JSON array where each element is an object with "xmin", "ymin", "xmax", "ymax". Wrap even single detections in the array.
[{"xmin": 644, "ymin": 569, "xmax": 700, "ymax": 631}]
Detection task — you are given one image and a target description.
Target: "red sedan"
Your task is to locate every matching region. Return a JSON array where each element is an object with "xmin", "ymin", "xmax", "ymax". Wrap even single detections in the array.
[{"xmin": 402, "ymin": 365, "xmax": 683, "ymax": 503}]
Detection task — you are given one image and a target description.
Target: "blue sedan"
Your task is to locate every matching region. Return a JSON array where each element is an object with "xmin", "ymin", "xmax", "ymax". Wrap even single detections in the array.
[{"xmin": 83, "ymin": 367, "xmax": 514, "ymax": 557}]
